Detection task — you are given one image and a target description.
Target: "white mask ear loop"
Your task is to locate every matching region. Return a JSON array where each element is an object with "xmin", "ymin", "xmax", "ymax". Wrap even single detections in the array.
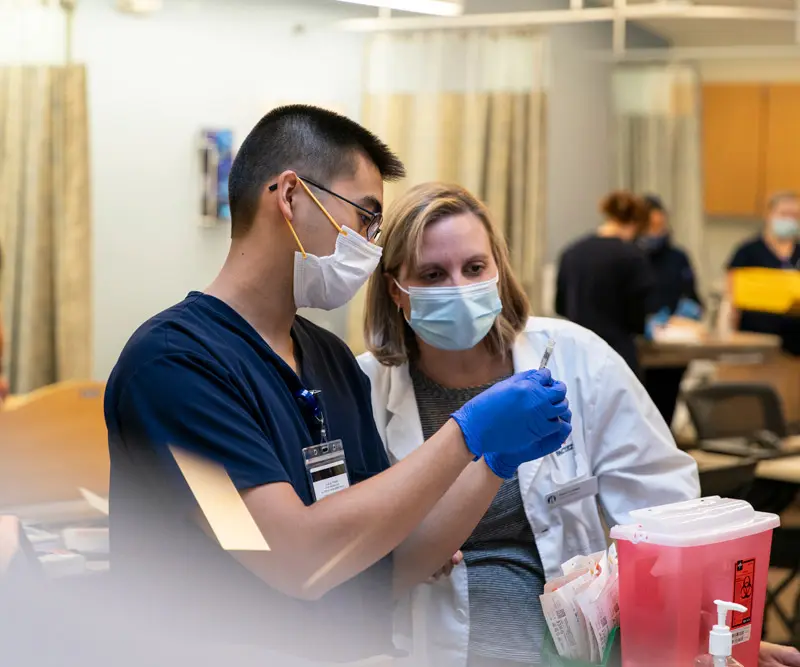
[{"xmin": 284, "ymin": 216, "xmax": 307, "ymax": 258}]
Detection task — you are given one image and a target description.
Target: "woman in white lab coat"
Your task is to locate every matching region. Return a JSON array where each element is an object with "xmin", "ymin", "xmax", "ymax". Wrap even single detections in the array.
[{"xmin": 357, "ymin": 182, "xmax": 700, "ymax": 667}]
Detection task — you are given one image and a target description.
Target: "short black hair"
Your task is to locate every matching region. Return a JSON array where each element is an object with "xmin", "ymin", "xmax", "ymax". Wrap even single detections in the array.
[
  {"xmin": 642, "ymin": 194, "xmax": 665, "ymax": 212},
  {"xmin": 228, "ymin": 104, "xmax": 405, "ymax": 237}
]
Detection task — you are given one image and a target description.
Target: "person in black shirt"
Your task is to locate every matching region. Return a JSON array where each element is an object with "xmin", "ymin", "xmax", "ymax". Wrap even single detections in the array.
[
  {"xmin": 638, "ymin": 195, "xmax": 703, "ymax": 426},
  {"xmin": 556, "ymin": 191, "xmax": 654, "ymax": 376},
  {"xmin": 727, "ymin": 191, "xmax": 800, "ymax": 356}
]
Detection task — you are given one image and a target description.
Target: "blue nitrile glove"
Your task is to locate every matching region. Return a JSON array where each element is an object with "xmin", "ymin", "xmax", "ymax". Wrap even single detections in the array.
[
  {"xmin": 645, "ymin": 307, "xmax": 671, "ymax": 340},
  {"xmin": 451, "ymin": 368, "xmax": 571, "ymax": 463},
  {"xmin": 675, "ymin": 298, "xmax": 702, "ymax": 321},
  {"xmin": 484, "ymin": 405, "xmax": 572, "ymax": 478}
]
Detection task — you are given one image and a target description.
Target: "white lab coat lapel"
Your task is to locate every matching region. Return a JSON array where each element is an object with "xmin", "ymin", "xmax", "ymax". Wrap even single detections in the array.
[
  {"xmin": 384, "ymin": 362, "xmax": 424, "ymax": 465},
  {"xmin": 513, "ymin": 334, "xmax": 549, "ymax": 502}
]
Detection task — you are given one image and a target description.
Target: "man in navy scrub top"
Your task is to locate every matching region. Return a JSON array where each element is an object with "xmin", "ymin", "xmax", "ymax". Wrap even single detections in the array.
[{"xmin": 104, "ymin": 105, "xmax": 572, "ymax": 663}]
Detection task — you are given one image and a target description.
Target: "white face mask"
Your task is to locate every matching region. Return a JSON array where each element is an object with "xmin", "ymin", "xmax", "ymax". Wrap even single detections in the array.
[
  {"xmin": 288, "ymin": 179, "xmax": 383, "ymax": 311},
  {"xmin": 294, "ymin": 231, "xmax": 382, "ymax": 310},
  {"xmin": 395, "ymin": 276, "xmax": 503, "ymax": 351}
]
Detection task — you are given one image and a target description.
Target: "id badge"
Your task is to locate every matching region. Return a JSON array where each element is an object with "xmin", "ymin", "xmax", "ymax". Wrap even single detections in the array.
[
  {"xmin": 545, "ymin": 476, "xmax": 599, "ymax": 509},
  {"xmin": 302, "ymin": 440, "xmax": 350, "ymax": 502}
]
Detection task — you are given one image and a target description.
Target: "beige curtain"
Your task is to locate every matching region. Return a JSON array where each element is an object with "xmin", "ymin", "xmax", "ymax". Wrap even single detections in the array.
[
  {"xmin": 346, "ymin": 30, "xmax": 549, "ymax": 353},
  {"xmin": 613, "ymin": 64, "xmax": 705, "ymax": 294},
  {"xmin": 0, "ymin": 64, "xmax": 92, "ymax": 393}
]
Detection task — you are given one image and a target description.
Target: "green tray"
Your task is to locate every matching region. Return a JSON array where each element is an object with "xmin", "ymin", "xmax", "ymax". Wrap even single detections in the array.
[{"xmin": 542, "ymin": 627, "xmax": 620, "ymax": 667}]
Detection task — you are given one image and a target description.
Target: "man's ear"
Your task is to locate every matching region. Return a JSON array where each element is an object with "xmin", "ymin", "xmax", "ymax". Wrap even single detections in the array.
[{"xmin": 273, "ymin": 170, "xmax": 300, "ymax": 223}]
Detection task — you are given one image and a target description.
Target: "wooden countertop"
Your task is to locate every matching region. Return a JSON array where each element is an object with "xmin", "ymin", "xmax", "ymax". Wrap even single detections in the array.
[{"xmin": 639, "ymin": 331, "xmax": 782, "ymax": 368}]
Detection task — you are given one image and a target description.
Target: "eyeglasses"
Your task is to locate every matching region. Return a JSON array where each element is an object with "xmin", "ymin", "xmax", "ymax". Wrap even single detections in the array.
[{"xmin": 268, "ymin": 176, "xmax": 383, "ymax": 242}]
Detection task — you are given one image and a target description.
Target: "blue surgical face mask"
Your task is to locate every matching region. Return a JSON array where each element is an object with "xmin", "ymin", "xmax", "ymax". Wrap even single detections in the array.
[
  {"xmin": 772, "ymin": 217, "xmax": 800, "ymax": 240},
  {"xmin": 395, "ymin": 276, "xmax": 503, "ymax": 351},
  {"xmin": 637, "ymin": 234, "xmax": 669, "ymax": 254}
]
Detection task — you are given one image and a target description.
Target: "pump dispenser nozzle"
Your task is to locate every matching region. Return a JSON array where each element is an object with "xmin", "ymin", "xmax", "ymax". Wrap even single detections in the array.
[{"xmin": 710, "ymin": 599, "xmax": 748, "ymax": 657}]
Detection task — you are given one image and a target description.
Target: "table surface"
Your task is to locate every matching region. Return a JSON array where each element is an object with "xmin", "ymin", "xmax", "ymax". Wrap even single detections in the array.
[
  {"xmin": 689, "ymin": 449, "xmax": 800, "ymax": 484},
  {"xmin": 639, "ymin": 331, "xmax": 782, "ymax": 367},
  {"xmin": 699, "ymin": 435, "xmax": 800, "ymax": 459}
]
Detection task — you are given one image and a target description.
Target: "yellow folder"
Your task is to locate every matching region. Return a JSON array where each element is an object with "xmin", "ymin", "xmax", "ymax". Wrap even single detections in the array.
[{"xmin": 731, "ymin": 267, "xmax": 800, "ymax": 315}]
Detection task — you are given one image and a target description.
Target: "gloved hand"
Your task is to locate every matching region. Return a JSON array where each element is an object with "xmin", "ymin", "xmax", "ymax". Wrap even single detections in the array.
[
  {"xmin": 675, "ymin": 297, "xmax": 702, "ymax": 321},
  {"xmin": 484, "ymin": 406, "xmax": 572, "ymax": 479},
  {"xmin": 452, "ymin": 368, "xmax": 571, "ymax": 463}
]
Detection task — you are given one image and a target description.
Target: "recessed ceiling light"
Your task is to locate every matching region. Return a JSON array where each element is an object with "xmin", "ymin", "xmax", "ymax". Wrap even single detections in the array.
[{"xmin": 335, "ymin": 0, "xmax": 463, "ymax": 18}]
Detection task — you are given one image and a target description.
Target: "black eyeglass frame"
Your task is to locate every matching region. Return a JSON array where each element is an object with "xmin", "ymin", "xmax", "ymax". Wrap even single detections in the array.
[{"xmin": 268, "ymin": 176, "xmax": 383, "ymax": 241}]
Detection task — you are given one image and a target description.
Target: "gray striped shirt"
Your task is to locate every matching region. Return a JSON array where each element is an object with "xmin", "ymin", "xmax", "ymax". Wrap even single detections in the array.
[{"xmin": 410, "ymin": 365, "xmax": 546, "ymax": 665}]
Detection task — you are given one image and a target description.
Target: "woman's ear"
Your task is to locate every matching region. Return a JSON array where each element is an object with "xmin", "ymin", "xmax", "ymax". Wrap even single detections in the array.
[{"xmin": 385, "ymin": 272, "xmax": 405, "ymax": 314}]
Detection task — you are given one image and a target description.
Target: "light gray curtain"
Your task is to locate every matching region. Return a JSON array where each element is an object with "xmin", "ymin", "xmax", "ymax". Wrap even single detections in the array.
[{"xmin": 613, "ymin": 64, "xmax": 705, "ymax": 294}]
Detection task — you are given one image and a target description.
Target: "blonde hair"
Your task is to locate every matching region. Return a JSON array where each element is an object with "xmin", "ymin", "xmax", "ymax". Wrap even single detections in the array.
[{"xmin": 364, "ymin": 182, "xmax": 530, "ymax": 367}]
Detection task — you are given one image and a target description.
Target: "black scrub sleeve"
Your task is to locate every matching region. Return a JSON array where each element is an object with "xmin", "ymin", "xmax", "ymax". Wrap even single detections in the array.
[
  {"xmin": 678, "ymin": 250, "xmax": 704, "ymax": 312},
  {"xmin": 555, "ymin": 256, "xmax": 568, "ymax": 317},
  {"xmin": 624, "ymin": 252, "xmax": 656, "ymax": 335}
]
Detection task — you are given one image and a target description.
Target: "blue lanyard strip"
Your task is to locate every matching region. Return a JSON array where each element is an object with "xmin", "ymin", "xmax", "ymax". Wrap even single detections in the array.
[{"xmin": 295, "ymin": 388, "xmax": 327, "ymax": 443}]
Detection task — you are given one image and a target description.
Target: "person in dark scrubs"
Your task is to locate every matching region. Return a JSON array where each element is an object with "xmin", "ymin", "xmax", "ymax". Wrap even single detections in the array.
[
  {"xmin": 103, "ymin": 105, "xmax": 571, "ymax": 662},
  {"xmin": 556, "ymin": 191, "xmax": 653, "ymax": 376},
  {"xmin": 728, "ymin": 191, "xmax": 800, "ymax": 356},
  {"xmin": 639, "ymin": 195, "xmax": 703, "ymax": 426}
]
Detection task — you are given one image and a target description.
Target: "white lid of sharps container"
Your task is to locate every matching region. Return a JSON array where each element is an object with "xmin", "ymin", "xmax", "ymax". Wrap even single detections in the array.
[{"xmin": 609, "ymin": 496, "xmax": 780, "ymax": 548}]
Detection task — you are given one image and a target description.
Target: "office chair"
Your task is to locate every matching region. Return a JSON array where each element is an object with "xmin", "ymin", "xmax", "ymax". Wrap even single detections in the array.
[
  {"xmin": 767, "ymin": 527, "xmax": 800, "ymax": 646},
  {"xmin": 684, "ymin": 383, "xmax": 800, "ymax": 645},
  {"xmin": 684, "ymin": 383, "xmax": 788, "ymax": 441}
]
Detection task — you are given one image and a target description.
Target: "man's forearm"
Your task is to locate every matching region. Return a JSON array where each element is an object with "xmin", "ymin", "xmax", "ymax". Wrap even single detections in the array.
[
  {"xmin": 241, "ymin": 419, "xmax": 474, "ymax": 600},
  {"xmin": 392, "ymin": 458, "xmax": 502, "ymax": 593}
]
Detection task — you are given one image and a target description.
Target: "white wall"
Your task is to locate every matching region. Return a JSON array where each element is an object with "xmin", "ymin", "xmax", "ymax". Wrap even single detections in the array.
[
  {"xmin": 70, "ymin": 0, "xmax": 668, "ymax": 378},
  {"xmin": 73, "ymin": 0, "xmax": 369, "ymax": 378}
]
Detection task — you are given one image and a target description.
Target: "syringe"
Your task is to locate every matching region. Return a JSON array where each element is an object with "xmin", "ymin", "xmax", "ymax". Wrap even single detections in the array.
[{"xmin": 539, "ymin": 339, "xmax": 556, "ymax": 370}]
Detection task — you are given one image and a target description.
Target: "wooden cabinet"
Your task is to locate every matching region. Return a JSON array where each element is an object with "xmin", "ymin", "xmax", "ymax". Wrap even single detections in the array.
[
  {"xmin": 702, "ymin": 84, "xmax": 766, "ymax": 218},
  {"xmin": 764, "ymin": 84, "xmax": 800, "ymax": 199},
  {"xmin": 703, "ymin": 82, "xmax": 800, "ymax": 217}
]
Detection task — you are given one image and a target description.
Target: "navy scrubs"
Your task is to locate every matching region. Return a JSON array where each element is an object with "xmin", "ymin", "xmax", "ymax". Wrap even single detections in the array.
[
  {"xmin": 728, "ymin": 236, "xmax": 800, "ymax": 356},
  {"xmin": 642, "ymin": 237, "xmax": 703, "ymax": 425},
  {"xmin": 105, "ymin": 292, "xmax": 393, "ymax": 661}
]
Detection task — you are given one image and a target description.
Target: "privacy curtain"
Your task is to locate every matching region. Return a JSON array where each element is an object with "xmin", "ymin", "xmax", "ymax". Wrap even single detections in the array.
[
  {"xmin": 0, "ymin": 62, "xmax": 92, "ymax": 393},
  {"xmin": 347, "ymin": 29, "xmax": 549, "ymax": 353},
  {"xmin": 612, "ymin": 64, "xmax": 705, "ymax": 294}
]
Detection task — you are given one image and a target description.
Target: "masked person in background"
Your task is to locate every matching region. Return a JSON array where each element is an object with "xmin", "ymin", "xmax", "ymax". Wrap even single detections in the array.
[
  {"xmin": 638, "ymin": 194, "xmax": 703, "ymax": 426},
  {"xmin": 359, "ymin": 182, "xmax": 699, "ymax": 667},
  {"xmin": 555, "ymin": 191, "xmax": 654, "ymax": 377},
  {"xmin": 104, "ymin": 106, "xmax": 572, "ymax": 663},
  {"xmin": 728, "ymin": 191, "xmax": 800, "ymax": 356}
]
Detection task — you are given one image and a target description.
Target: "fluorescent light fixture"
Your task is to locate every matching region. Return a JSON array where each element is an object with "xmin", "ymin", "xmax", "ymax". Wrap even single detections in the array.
[{"xmin": 336, "ymin": 0, "xmax": 463, "ymax": 17}]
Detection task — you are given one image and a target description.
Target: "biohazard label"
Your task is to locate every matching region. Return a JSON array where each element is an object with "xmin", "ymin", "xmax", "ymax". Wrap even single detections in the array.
[{"xmin": 732, "ymin": 559, "xmax": 755, "ymax": 629}]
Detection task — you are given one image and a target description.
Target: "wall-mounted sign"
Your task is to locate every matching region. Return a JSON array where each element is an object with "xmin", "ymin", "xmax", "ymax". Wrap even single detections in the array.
[{"xmin": 200, "ymin": 128, "xmax": 233, "ymax": 225}]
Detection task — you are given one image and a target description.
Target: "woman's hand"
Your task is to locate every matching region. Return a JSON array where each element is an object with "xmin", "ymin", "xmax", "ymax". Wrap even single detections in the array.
[
  {"xmin": 760, "ymin": 642, "xmax": 800, "ymax": 667},
  {"xmin": 427, "ymin": 550, "xmax": 463, "ymax": 583}
]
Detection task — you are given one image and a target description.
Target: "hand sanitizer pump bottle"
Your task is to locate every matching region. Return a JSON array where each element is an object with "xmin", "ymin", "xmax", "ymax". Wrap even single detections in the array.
[{"xmin": 695, "ymin": 600, "xmax": 748, "ymax": 667}]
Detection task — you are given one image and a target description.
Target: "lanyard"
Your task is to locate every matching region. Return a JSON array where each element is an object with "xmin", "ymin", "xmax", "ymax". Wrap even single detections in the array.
[{"xmin": 294, "ymin": 388, "xmax": 328, "ymax": 444}]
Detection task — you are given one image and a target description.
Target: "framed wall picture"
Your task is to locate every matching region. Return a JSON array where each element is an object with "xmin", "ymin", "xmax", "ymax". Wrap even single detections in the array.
[{"xmin": 200, "ymin": 128, "xmax": 233, "ymax": 225}]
